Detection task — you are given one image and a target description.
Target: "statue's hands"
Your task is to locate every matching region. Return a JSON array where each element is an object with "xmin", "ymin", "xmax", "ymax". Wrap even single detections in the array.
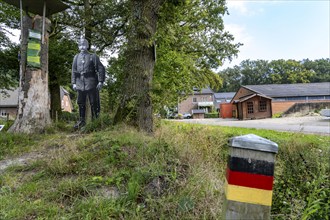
[
  {"xmin": 96, "ymin": 82, "xmax": 103, "ymax": 90},
  {"xmin": 72, "ymin": 84, "xmax": 77, "ymax": 91}
]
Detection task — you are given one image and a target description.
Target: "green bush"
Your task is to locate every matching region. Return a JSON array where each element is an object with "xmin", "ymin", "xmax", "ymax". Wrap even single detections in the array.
[
  {"xmin": 82, "ymin": 114, "xmax": 113, "ymax": 133},
  {"xmin": 59, "ymin": 111, "xmax": 79, "ymax": 122},
  {"xmin": 204, "ymin": 113, "xmax": 219, "ymax": 118},
  {"xmin": 0, "ymin": 121, "xmax": 329, "ymax": 219},
  {"xmin": 0, "ymin": 119, "xmax": 14, "ymax": 132},
  {"xmin": 271, "ymin": 138, "xmax": 330, "ymax": 219},
  {"xmin": 272, "ymin": 112, "xmax": 282, "ymax": 118}
]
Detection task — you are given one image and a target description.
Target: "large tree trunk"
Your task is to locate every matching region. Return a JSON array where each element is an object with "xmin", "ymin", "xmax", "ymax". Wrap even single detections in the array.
[
  {"xmin": 114, "ymin": 0, "xmax": 163, "ymax": 133},
  {"xmin": 8, "ymin": 15, "xmax": 51, "ymax": 133},
  {"xmin": 84, "ymin": 0, "xmax": 92, "ymax": 46}
]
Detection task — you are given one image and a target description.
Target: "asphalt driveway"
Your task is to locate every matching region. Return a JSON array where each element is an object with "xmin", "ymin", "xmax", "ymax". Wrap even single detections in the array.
[{"xmin": 174, "ymin": 116, "xmax": 330, "ymax": 135}]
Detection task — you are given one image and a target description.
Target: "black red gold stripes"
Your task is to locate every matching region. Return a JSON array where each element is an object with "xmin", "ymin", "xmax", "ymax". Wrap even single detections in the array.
[
  {"xmin": 226, "ymin": 168, "xmax": 274, "ymax": 190},
  {"xmin": 224, "ymin": 134, "xmax": 278, "ymax": 219},
  {"xmin": 228, "ymin": 156, "xmax": 274, "ymax": 176},
  {"xmin": 225, "ymin": 151, "xmax": 275, "ymax": 207}
]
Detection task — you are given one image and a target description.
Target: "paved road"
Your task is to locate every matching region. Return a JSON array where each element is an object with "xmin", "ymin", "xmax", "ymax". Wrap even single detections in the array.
[{"xmin": 175, "ymin": 116, "xmax": 330, "ymax": 135}]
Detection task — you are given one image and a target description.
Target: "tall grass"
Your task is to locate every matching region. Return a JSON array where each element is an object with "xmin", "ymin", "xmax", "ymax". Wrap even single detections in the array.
[{"xmin": 0, "ymin": 119, "xmax": 329, "ymax": 219}]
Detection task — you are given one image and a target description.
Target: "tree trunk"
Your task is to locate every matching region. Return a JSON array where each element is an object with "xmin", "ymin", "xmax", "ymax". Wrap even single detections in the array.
[
  {"xmin": 84, "ymin": 0, "xmax": 92, "ymax": 48},
  {"xmin": 8, "ymin": 15, "xmax": 51, "ymax": 133},
  {"xmin": 114, "ymin": 0, "xmax": 163, "ymax": 134},
  {"xmin": 50, "ymin": 83, "xmax": 61, "ymax": 120}
]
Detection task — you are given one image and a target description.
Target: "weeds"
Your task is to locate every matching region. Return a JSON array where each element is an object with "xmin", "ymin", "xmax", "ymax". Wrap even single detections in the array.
[{"xmin": 0, "ymin": 120, "xmax": 329, "ymax": 219}]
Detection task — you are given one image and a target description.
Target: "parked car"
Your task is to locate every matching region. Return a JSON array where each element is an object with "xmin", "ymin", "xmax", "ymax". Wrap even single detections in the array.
[
  {"xmin": 182, "ymin": 113, "xmax": 192, "ymax": 119},
  {"xmin": 168, "ymin": 112, "xmax": 178, "ymax": 119}
]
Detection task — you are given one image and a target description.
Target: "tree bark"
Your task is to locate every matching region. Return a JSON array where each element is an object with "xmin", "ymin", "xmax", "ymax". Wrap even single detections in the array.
[
  {"xmin": 50, "ymin": 83, "xmax": 61, "ymax": 120},
  {"xmin": 8, "ymin": 15, "xmax": 51, "ymax": 133},
  {"xmin": 84, "ymin": 0, "xmax": 92, "ymax": 48},
  {"xmin": 114, "ymin": 0, "xmax": 163, "ymax": 134}
]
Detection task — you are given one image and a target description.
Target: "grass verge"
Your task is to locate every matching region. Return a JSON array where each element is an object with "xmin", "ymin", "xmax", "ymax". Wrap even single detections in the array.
[{"xmin": 0, "ymin": 120, "xmax": 329, "ymax": 219}]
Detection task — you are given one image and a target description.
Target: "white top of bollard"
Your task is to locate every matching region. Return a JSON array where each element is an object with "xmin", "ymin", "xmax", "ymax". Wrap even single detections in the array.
[{"xmin": 229, "ymin": 134, "xmax": 278, "ymax": 153}]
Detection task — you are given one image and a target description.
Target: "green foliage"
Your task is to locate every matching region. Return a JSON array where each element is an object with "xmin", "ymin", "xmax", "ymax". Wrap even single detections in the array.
[
  {"xmin": 204, "ymin": 113, "xmax": 219, "ymax": 118},
  {"xmin": 269, "ymin": 59, "xmax": 315, "ymax": 84},
  {"xmin": 302, "ymin": 58, "xmax": 330, "ymax": 82},
  {"xmin": 218, "ymin": 58, "xmax": 328, "ymax": 92},
  {"xmin": 240, "ymin": 59, "xmax": 271, "ymax": 85},
  {"xmin": 152, "ymin": 0, "xmax": 240, "ymax": 111},
  {"xmin": 0, "ymin": 45, "xmax": 19, "ymax": 90},
  {"xmin": 82, "ymin": 114, "xmax": 113, "ymax": 133},
  {"xmin": 0, "ymin": 2, "xmax": 20, "ymax": 90},
  {"xmin": 0, "ymin": 119, "xmax": 14, "ymax": 132},
  {"xmin": 49, "ymin": 37, "xmax": 77, "ymax": 87},
  {"xmin": 0, "ymin": 1, "xmax": 20, "ymax": 29},
  {"xmin": 106, "ymin": 0, "xmax": 240, "ymax": 115},
  {"xmin": 0, "ymin": 1, "xmax": 20, "ymax": 49},
  {"xmin": 0, "ymin": 131, "xmax": 39, "ymax": 160},
  {"xmin": 59, "ymin": 111, "xmax": 79, "ymax": 122},
  {"xmin": 272, "ymin": 137, "xmax": 329, "ymax": 219},
  {"xmin": 0, "ymin": 122, "xmax": 329, "ymax": 219},
  {"xmin": 52, "ymin": 0, "xmax": 127, "ymax": 53},
  {"xmin": 272, "ymin": 113, "xmax": 283, "ymax": 118}
]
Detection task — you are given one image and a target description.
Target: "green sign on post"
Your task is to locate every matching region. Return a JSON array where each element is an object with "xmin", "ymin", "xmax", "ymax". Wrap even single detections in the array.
[{"xmin": 27, "ymin": 29, "xmax": 41, "ymax": 68}]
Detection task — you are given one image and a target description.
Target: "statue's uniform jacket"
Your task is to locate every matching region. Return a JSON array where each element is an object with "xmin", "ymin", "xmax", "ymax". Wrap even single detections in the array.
[{"xmin": 72, "ymin": 52, "xmax": 105, "ymax": 91}]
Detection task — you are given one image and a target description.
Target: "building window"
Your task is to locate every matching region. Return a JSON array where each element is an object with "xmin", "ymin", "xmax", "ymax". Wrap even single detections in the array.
[
  {"xmin": 193, "ymin": 97, "xmax": 197, "ymax": 102},
  {"xmin": 259, "ymin": 100, "xmax": 267, "ymax": 112},
  {"xmin": 0, "ymin": 110, "xmax": 8, "ymax": 116},
  {"xmin": 247, "ymin": 101, "xmax": 254, "ymax": 114}
]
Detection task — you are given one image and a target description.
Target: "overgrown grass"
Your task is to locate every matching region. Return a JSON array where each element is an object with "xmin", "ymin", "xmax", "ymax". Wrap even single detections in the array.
[{"xmin": 0, "ymin": 119, "xmax": 329, "ymax": 219}]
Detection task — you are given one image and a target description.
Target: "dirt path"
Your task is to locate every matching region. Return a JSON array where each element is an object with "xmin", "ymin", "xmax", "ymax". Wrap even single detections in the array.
[
  {"xmin": 0, "ymin": 134, "xmax": 85, "ymax": 173},
  {"xmin": 0, "ymin": 152, "xmax": 45, "ymax": 173}
]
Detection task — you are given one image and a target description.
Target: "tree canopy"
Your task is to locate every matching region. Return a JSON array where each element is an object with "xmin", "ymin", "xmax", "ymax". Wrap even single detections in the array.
[
  {"xmin": 109, "ymin": 0, "xmax": 241, "ymax": 114},
  {"xmin": 0, "ymin": 45, "xmax": 19, "ymax": 93},
  {"xmin": 218, "ymin": 58, "xmax": 328, "ymax": 92},
  {"xmin": 1, "ymin": 0, "xmax": 241, "ymax": 132}
]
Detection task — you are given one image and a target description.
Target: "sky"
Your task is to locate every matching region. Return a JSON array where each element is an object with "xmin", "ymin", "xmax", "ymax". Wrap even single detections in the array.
[
  {"xmin": 6, "ymin": 0, "xmax": 330, "ymax": 69},
  {"xmin": 221, "ymin": 0, "xmax": 330, "ymax": 69}
]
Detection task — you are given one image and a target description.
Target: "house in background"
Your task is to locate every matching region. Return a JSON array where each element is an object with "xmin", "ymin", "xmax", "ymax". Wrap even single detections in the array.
[
  {"xmin": 0, "ymin": 87, "xmax": 73, "ymax": 120},
  {"xmin": 178, "ymin": 87, "xmax": 214, "ymax": 118},
  {"xmin": 60, "ymin": 87, "xmax": 73, "ymax": 113},
  {"xmin": 231, "ymin": 93, "xmax": 272, "ymax": 120},
  {"xmin": 231, "ymin": 82, "xmax": 330, "ymax": 120},
  {"xmin": 178, "ymin": 88, "xmax": 237, "ymax": 118},
  {"xmin": 213, "ymin": 92, "xmax": 235, "ymax": 112},
  {"xmin": 0, "ymin": 88, "xmax": 19, "ymax": 120}
]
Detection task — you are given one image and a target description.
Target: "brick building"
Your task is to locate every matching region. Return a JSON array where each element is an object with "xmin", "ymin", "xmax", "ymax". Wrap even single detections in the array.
[
  {"xmin": 0, "ymin": 87, "xmax": 73, "ymax": 120},
  {"xmin": 0, "ymin": 88, "xmax": 19, "ymax": 120},
  {"xmin": 178, "ymin": 87, "xmax": 214, "ymax": 116},
  {"xmin": 231, "ymin": 82, "xmax": 330, "ymax": 120}
]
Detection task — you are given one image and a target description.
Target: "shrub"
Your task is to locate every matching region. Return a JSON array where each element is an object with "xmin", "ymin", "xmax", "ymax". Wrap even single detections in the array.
[
  {"xmin": 59, "ymin": 111, "xmax": 79, "ymax": 122},
  {"xmin": 272, "ymin": 113, "xmax": 282, "ymax": 118},
  {"xmin": 0, "ymin": 119, "xmax": 14, "ymax": 132},
  {"xmin": 204, "ymin": 113, "xmax": 219, "ymax": 118},
  {"xmin": 82, "ymin": 114, "xmax": 113, "ymax": 133}
]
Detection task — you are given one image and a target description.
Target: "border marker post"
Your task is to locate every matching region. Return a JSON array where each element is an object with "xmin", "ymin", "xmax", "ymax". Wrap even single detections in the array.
[{"xmin": 224, "ymin": 134, "xmax": 278, "ymax": 219}]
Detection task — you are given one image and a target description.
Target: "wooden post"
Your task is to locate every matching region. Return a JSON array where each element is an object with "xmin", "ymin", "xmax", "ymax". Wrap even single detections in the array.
[{"xmin": 224, "ymin": 134, "xmax": 278, "ymax": 220}]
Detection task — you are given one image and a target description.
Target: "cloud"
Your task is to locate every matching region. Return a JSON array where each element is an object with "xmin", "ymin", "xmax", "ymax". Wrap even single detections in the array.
[
  {"xmin": 6, "ymin": 28, "xmax": 20, "ymax": 44},
  {"xmin": 226, "ymin": 0, "xmax": 279, "ymax": 16},
  {"xmin": 226, "ymin": 0, "xmax": 249, "ymax": 15},
  {"xmin": 225, "ymin": 23, "xmax": 253, "ymax": 46},
  {"xmin": 220, "ymin": 23, "xmax": 255, "ymax": 68}
]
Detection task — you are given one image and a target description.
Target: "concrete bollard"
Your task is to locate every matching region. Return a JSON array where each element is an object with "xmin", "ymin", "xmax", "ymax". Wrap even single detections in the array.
[{"xmin": 224, "ymin": 134, "xmax": 278, "ymax": 220}]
